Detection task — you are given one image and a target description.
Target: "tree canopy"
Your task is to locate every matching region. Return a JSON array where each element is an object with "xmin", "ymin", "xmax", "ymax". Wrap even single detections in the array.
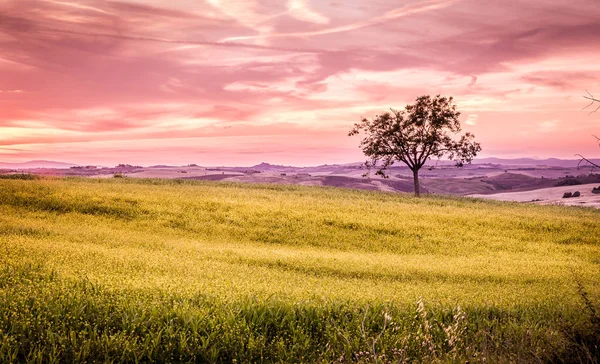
[{"xmin": 349, "ymin": 95, "xmax": 481, "ymax": 197}]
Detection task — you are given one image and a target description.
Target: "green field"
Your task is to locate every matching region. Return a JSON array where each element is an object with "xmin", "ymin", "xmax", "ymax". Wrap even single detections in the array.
[{"xmin": 1, "ymin": 177, "xmax": 599, "ymax": 363}]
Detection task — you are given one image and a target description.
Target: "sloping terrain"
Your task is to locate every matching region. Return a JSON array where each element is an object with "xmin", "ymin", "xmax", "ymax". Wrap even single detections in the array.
[
  {"xmin": 1, "ymin": 177, "xmax": 599, "ymax": 362},
  {"xmin": 471, "ymin": 183, "xmax": 600, "ymax": 208},
  {"xmin": 478, "ymin": 172, "xmax": 556, "ymax": 191},
  {"xmin": 423, "ymin": 178, "xmax": 497, "ymax": 195},
  {"xmin": 3, "ymin": 162, "xmax": 600, "ymax": 201}
]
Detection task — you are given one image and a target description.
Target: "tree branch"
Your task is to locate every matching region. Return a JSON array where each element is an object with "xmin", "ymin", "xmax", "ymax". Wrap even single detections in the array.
[
  {"xmin": 583, "ymin": 90, "xmax": 600, "ymax": 115},
  {"xmin": 576, "ymin": 154, "xmax": 600, "ymax": 169}
]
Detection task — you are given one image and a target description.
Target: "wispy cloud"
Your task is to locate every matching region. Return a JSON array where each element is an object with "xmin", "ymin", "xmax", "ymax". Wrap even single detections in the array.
[
  {"xmin": 1, "ymin": 0, "xmax": 599, "ymax": 164},
  {"xmin": 222, "ymin": 0, "xmax": 458, "ymax": 42},
  {"xmin": 39, "ymin": 0, "xmax": 115, "ymax": 15},
  {"xmin": 465, "ymin": 114, "xmax": 478, "ymax": 126},
  {"xmin": 287, "ymin": 0, "xmax": 330, "ymax": 24},
  {"xmin": 539, "ymin": 119, "xmax": 560, "ymax": 132}
]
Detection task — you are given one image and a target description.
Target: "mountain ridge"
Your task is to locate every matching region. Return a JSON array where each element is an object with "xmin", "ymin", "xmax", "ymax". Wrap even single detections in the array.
[
  {"xmin": 2, "ymin": 157, "xmax": 599, "ymax": 170},
  {"xmin": 0, "ymin": 160, "xmax": 77, "ymax": 169}
]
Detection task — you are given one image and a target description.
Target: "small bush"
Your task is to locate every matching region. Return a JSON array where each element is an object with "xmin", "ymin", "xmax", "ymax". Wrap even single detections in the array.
[{"xmin": 0, "ymin": 173, "xmax": 39, "ymax": 180}]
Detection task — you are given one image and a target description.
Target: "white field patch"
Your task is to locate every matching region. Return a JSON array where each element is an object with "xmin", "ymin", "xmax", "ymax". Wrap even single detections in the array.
[{"xmin": 470, "ymin": 183, "xmax": 600, "ymax": 208}]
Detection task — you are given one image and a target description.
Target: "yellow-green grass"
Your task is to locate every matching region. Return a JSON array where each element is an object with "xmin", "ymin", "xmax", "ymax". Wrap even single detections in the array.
[{"xmin": 1, "ymin": 177, "xmax": 599, "ymax": 362}]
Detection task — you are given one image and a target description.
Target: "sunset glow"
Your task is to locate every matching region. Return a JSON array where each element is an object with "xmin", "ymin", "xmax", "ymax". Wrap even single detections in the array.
[{"xmin": 1, "ymin": 0, "xmax": 600, "ymax": 166}]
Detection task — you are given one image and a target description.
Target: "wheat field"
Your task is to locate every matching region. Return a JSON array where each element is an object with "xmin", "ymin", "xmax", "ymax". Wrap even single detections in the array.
[{"xmin": 1, "ymin": 176, "xmax": 599, "ymax": 362}]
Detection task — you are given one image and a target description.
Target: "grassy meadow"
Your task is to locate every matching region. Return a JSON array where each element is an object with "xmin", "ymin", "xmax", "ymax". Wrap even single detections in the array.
[{"xmin": 1, "ymin": 176, "xmax": 599, "ymax": 362}]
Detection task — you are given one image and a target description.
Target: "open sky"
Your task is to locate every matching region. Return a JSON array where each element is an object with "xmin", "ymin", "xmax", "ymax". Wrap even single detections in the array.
[{"xmin": 1, "ymin": 0, "xmax": 599, "ymax": 166}]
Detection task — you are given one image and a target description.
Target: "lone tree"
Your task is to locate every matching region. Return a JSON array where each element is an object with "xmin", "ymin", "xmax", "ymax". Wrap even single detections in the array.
[
  {"xmin": 349, "ymin": 95, "xmax": 482, "ymax": 197},
  {"xmin": 578, "ymin": 91, "xmax": 600, "ymax": 169}
]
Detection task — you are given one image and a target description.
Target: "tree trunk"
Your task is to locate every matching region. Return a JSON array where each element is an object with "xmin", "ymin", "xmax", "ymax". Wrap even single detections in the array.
[{"xmin": 412, "ymin": 168, "xmax": 420, "ymax": 197}]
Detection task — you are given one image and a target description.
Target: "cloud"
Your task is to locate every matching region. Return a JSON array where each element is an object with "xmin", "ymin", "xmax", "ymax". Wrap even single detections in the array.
[
  {"xmin": 287, "ymin": 0, "xmax": 329, "ymax": 24},
  {"xmin": 465, "ymin": 114, "xmax": 478, "ymax": 126},
  {"xmin": 521, "ymin": 71, "xmax": 600, "ymax": 90},
  {"xmin": 39, "ymin": 0, "xmax": 115, "ymax": 15},
  {"xmin": 539, "ymin": 119, "xmax": 560, "ymax": 132},
  {"xmin": 1, "ymin": 0, "xmax": 600, "ymax": 164},
  {"xmin": 221, "ymin": 0, "xmax": 457, "ymax": 42}
]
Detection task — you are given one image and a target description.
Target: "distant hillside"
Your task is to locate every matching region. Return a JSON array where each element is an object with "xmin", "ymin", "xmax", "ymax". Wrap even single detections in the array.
[
  {"xmin": 239, "ymin": 162, "xmax": 362, "ymax": 174},
  {"xmin": 0, "ymin": 160, "xmax": 76, "ymax": 169},
  {"xmin": 2, "ymin": 157, "xmax": 599, "ymax": 171},
  {"xmin": 248, "ymin": 159, "xmax": 600, "ymax": 171},
  {"xmin": 474, "ymin": 157, "xmax": 600, "ymax": 168}
]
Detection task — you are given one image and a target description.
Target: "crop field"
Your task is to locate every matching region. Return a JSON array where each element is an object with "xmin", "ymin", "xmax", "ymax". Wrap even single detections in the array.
[{"xmin": 1, "ymin": 176, "xmax": 599, "ymax": 362}]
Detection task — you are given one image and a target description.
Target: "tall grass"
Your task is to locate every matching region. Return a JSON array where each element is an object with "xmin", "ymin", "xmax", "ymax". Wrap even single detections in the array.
[
  {"xmin": 1, "ymin": 177, "xmax": 599, "ymax": 362},
  {"xmin": 2, "ymin": 263, "xmax": 597, "ymax": 363}
]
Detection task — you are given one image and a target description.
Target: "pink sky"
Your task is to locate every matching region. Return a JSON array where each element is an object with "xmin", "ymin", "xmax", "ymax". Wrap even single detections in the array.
[{"xmin": 1, "ymin": 0, "xmax": 599, "ymax": 166}]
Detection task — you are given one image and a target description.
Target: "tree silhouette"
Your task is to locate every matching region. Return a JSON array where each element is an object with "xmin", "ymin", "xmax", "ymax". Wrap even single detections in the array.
[
  {"xmin": 349, "ymin": 95, "xmax": 481, "ymax": 197},
  {"xmin": 584, "ymin": 91, "xmax": 600, "ymax": 114}
]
